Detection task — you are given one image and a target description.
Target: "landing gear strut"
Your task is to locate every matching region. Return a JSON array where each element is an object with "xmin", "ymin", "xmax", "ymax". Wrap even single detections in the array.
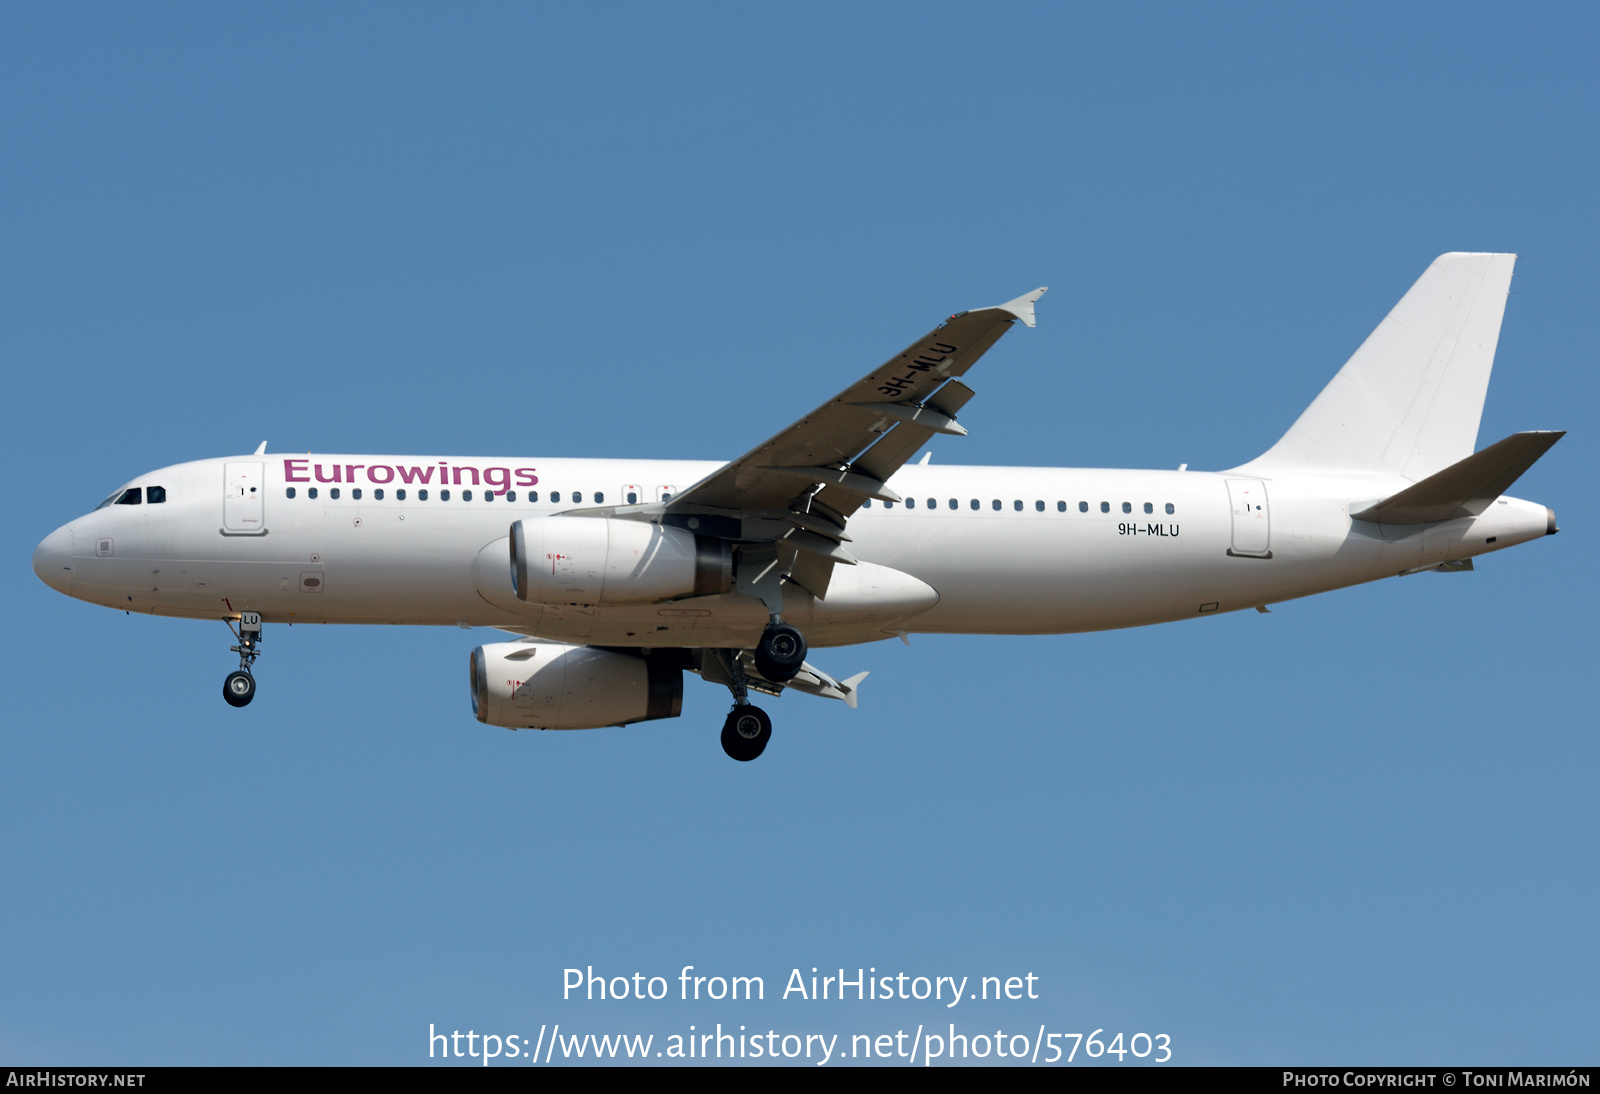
[
  {"xmin": 716, "ymin": 649, "xmax": 772, "ymax": 762},
  {"xmin": 223, "ymin": 612, "xmax": 262, "ymax": 708}
]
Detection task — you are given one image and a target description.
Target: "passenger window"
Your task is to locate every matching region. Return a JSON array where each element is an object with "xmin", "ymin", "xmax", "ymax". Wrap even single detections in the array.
[
  {"xmin": 594, "ymin": 492, "xmax": 604, "ymax": 504},
  {"xmin": 529, "ymin": 491, "xmax": 539, "ymax": 503},
  {"xmin": 440, "ymin": 489, "xmax": 450, "ymax": 501},
  {"xmin": 1100, "ymin": 502, "xmax": 1110, "ymax": 513},
  {"xmin": 353, "ymin": 488, "xmax": 363, "ymax": 500},
  {"xmin": 463, "ymin": 490, "xmax": 473, "ymax": 501},
  {"xmin": 884, "ymin": 500, "xmax": 895, "ymax": 508},
  {"xmin": 551, "ymin": 491, "xmax": 561, "ymax": 503},
  {"xmin": 1079, "ymin": 501, "xmax": 1088, "ymax": 513},
  {"xmin": 949, "ymin": 499, "xmax": 958, "ymax": 510},
  {"xmin": 418, "ymin": 489, "xmax": 428, "ymax": 501},
  {"xmin": 927, "ymin": 499, "xmax": 936, "ymax": 509},
  {"xmin": 309, "ymin": 487, "xmax": 318, "ymax": 499},
  {"xmin": 331, "ymin": 488, "xmax": 341, "ymax": 500},
  {"xmin": 1165, "ymin": 502, "xmax": 1175, "ymax": 514},
  {"xmin": 991, "ymin": 499, "xmax": 1001, "ymax": 511},
  {"xmin": 862, "ymin": 499, "xmax": 873, "ymax": 508},
  {"xmin": 1143, "ymin": 502, "xmax": 1153, "ymax": 514},
  {"xmin": 1121, "ymin": 502, "xmax": 1131, "ymax": 513},
  {"xmin": 396, "ymin": 489, "xmax": 406, "ymax": 501},
  {"xmin": 146, "ymin": 486, "xmax": 166, "ymax": 504},
  {"xmin": 374, "ymin": 488, "xmax": 385, "ymax": 500},
  {"xmin": 1035, "ymin": 500, "xmax": 1044, "ymax": 512},
  {"xmin": 969, "ymin": 499, "xmax": 979, "ymax": 510},
  {"xmin": 906, "ymin": 498, "xmax": 916, "ymax": 509},
  {"xmin": 117, "ymin": 488, "xmax": 142, "ymax": 505},
  {"xmin": 1015, "ymin": 500, "xmax": 1023, "ymax": 511},
  {"xmin": 1058, "ymin": 501, "xmax": 1067, "ymax": 512},
  {"xmin": 286, "ymin": 487, "xmax": 297, "ymax": 499},
  {"xmin": 626, "ymin": 491, "xmax": 638, "ymax": 504},
  {"xmin": 484, "ymin": 490, "xmax": 494, "ymax": 502},
  {"xmin": 506, "ymin": 491, "xmax": 516, "ymax": 502}
]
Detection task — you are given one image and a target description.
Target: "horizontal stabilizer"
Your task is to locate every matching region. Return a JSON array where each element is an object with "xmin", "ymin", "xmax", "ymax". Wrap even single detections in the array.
[
  {"xmin": 781, "ymin": 662, "xmax": 868, "ymax": 706},
  {"xmin": 1351, "ymin": 431, "xmax": 1564, "ymax": 525}
]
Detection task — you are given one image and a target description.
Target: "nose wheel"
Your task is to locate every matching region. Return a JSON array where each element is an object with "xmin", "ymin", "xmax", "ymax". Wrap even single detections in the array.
[
  {"xmin": 222, "ymin": 612, "xmax": 263, "ymax": 708},
  {"xmin": 223, "ymin": 670, "xmax": 256, "ymax": 707}
]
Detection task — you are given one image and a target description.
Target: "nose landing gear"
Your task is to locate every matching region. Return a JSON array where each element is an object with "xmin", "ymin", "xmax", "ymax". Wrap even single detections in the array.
[
  {"xmin": 224, "ymin": 670, "xmax": 256, "ymax": 707},
  {"xmin": 222, "ymin": 612, "xmax": 262, "ymax": 708}
]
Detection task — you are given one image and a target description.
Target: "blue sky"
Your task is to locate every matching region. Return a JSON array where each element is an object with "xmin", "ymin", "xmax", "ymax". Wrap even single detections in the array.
[{"xmin": 2, "ymin": 3, "xmax": 1595, "ymax": 1066}]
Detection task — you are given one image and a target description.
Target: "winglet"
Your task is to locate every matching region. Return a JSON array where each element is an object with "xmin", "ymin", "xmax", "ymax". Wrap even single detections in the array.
[
  {"xmin": 253, "ymin": 440, "xmax": 267, "ymax": 455},
  {"xmin": 996, "ymin": 287, "xmax": 1048, "ymax": 328}
]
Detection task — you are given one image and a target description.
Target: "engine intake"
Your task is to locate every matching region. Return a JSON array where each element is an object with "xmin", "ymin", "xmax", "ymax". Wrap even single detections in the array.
[
  {"xmin": 470, "ymin": 641, "xmax": 683, "ymax": 729},
  {"xmin": 510, "ymin": 517, "xmax": 731, "ymax": 606}
]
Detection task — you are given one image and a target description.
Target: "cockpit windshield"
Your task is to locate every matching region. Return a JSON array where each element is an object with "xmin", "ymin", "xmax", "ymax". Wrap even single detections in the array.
[{"xmin": 94, "ymin": 486, "xmax": 164, "ymax": 509}]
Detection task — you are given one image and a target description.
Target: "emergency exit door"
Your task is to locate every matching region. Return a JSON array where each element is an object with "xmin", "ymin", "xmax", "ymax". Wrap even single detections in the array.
[
  {"xmin": 1226, "ymin": 478, "xmax": 1271, "ymax": 558},
  {"xmin": 223, "ymin": 462, "xmax": 265, "ymax": 533}
]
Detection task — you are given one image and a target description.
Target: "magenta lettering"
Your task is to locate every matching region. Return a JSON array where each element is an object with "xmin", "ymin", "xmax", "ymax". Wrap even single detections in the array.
[
  {"xmin": 484, "ymin": 467, "xmax": 510, "ymax": 493},
  {"xmin": 314, "ymin": 463, "xmax": 341, "ymax": 483},
  {"xmin": 367, "ymin": 465, "xmax": 394, "ymax": 484},
  {"xmin": 396, "ymin": 465, "xmax": 435, "ymax": 484},
  {"xmin": 452, "ymin": 466, "xmax": 481, "ymax": 486},
  {"xmin": 346, "ymin": 464, "xmax": 364, "ymax": 482},
  {"xmin": 515, "ymin": 468, "xmax": 539, "ymax": 487},
  {"xmin": 284, "ymin": 459, "xmax": 309, "ymax": 483}
]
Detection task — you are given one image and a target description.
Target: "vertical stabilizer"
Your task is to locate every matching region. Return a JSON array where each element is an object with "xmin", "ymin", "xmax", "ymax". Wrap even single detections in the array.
[{"xmin": 1238, "ymin": 253, "xmax": 1516, "ymax": 481}]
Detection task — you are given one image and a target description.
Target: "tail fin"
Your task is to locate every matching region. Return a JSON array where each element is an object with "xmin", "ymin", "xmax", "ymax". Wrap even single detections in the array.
[{"xmin": 1238, "ymin": 253, "xmax": 1516, "ymax": 481}]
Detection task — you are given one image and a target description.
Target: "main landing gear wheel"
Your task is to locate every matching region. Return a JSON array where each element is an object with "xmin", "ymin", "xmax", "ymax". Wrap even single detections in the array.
[
  {"xmin": 223, "ymin": 671, "xmax": 256, "ymax": 707},
  {"xmin": 721, "ymin": 705, "xmax": 772, "ymax": 762},
  {"xmin": 754, "ymin": 622, "xmax": 806, "ymax": 682}
]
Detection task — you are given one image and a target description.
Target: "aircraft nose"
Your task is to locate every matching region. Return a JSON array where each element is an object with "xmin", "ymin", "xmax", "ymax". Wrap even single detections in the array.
[{"xmin": 32, "ymin": 524, "xmax": 74, "ymax": 595}]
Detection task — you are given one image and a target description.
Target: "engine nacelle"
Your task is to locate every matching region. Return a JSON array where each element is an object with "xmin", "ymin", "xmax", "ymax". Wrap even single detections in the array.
[
  {"xmin": 510, "ymin": 517, "xmax": 731, "ymax": 606},
  {"xmin": 470, "ymin": 641, "xmax": 683, "ymax": 729}
]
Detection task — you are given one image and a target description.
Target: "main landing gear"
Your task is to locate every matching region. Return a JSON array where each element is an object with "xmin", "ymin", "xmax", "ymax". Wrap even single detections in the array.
[
  {"xmin": 716, "ymin": 648, "xmax": 774, "ymax": 762},
  {"xmin": 222, "ymin": 612, "xmax": 262, "ymax": 708},
  {"xmin": 721, "ymin": 705, "xmax": 772, "ymax": 763},
  {"xmin": 714, "ymin": 620, "xmax": 808, "ymax": 761},
  {"xmin": 754, "ymin": 620, "xmax": 806, "ymax": 682}
]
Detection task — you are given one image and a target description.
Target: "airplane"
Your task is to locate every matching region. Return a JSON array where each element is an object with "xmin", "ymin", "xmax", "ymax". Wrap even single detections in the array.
[{"xmin": 31, "ymin": 253, "xmax": 1561, "ymax": 762}]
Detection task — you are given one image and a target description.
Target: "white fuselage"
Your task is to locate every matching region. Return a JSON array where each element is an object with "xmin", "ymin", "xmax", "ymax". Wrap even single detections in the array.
[{"xmin": 33, "ymin": 453, "xmax": 1554, "ymax": 650}]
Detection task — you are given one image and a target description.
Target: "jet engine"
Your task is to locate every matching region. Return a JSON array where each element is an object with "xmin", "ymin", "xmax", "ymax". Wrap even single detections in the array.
[
  {"xmin": 470, "ymin": 641, "xmax": 683, "ymax": 729},
  {"xmin": 510, "ymin": 517, "xmax": 731, "ymax": 606}
]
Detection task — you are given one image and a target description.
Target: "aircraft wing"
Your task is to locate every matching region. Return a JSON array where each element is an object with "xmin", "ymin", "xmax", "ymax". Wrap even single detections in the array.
[{"xmin": 666, "ymin": 287, "xmax": 1047, "ymax": 521}]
